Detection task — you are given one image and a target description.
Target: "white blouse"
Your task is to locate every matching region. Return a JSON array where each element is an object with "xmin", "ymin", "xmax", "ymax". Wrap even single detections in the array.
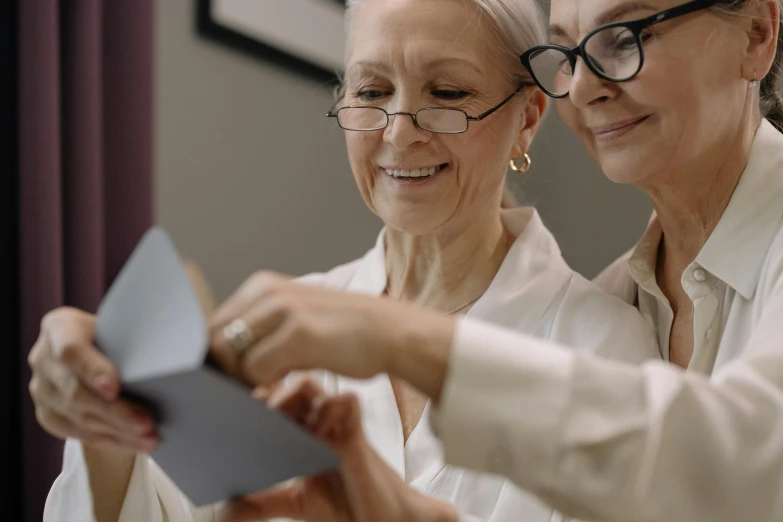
[
  {"xmin": 432, "ymin": 119, "xmax": 783, "ymax": 522},
  {"xmin": 44, "ymin": 208, "xmax": 659, "ymax": 522}
]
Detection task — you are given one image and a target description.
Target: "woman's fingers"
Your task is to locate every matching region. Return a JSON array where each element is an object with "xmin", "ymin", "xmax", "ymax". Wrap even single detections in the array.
[
  {"xmin": 250, "ymin": 380, "xmax": 284, "ymax": 402},
  {"xmin": 35, "ymin": 405, "xmax": 154, "ymax": 453},
  {"xmin": 208, "ymin": 284, "xmax": 291, "ymax": 380},
  {"xmin": 314, "ymin": 394, "xmax": 362, "ymax": 447},
  {"xmin": 34, "ymin": 404, "xmax": 96, "ymax": 442},
  {"xmin": 238, "ymin": 320, "xmax": 315, "ymax": 386},
  {"xmin": 261, "ymin": 379, "xmax": 364, "ymax": 454},
  {"xmin": 32, "ymin": 354, "xmax": 155, "ymax": 433},
  {"xmin": 209, "ymin": 271, "xmax": 283, "ymax": 331},
  {"xmin": 29, "ymin": 307, "xmax": 159, "ymax": 452},
  {"xmin": 267, "ymin": 378, "xmax": 324, "ymax": 426},
  {"xmin": 73, "ymin": 384, "xmax": 156, "ymax": 436},
  {"xmin": 29, "ymin": 375, "xmax": 158, "ymax": 451},
  {"xmin": 78, "ymin": 413, "xmax": 158, "ymax": 453},
  {"xmin": 39, "ymin": 307, "xmax": 120, "ymax": 400}
]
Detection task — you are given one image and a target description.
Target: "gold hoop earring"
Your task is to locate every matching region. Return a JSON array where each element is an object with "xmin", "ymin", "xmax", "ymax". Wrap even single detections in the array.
[{"xmin": 509, "ymin": 153, "xmax": 531, "ymax": 173}]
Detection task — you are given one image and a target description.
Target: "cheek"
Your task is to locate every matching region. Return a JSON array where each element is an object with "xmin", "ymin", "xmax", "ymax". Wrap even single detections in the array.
[
  {"xmin": 344, "ymin": 132, "xmax": 384, "ymax": 211},
  {"xmin": 555, "ymin": 98, "xmax": 596, "ymax": 153},
  {"xmin": 631, "ymin": 34, "xmax": 735, "ymax": 114},
  {"xmin": 556, "ymin": 98, "xmax": 578, "ymax": 129},
  {"xmin": 453, "ymin": 123, "xmax": 513, "ymax": 193},
  {"xmin": 346, "ymin": 132, "xmax": 379, "ymax": 180}
]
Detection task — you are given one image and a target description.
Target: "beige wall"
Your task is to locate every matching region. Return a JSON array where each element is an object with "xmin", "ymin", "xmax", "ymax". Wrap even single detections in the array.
[
  {"xmin": 154, "ymin": 0, "xmax": 382, "ymax": 300},
  {"xmin": 523, "ymin": 112, "xmax": 652, "ymax": 279},
  {"xmin": 154, "ymin": 0, "xmax": 652, "ymax": 301}
]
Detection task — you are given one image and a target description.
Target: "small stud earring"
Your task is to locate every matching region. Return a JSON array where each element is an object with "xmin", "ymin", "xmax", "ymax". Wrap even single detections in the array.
[
  {"xmin": 509, "ymin": 153, "xmax": 532, "ymax": 173},
  {"xmin": 750, "ymin": 72, "xmax": 760, "ymax": 90}
]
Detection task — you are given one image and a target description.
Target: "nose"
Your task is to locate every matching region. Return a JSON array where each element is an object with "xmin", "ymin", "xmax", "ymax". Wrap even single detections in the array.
[
  {"xmin": 383, "ymin": 112, "xmax": 432, "ymax": 150},
  {"xmin": 567, "ymin": 57, "xmax": 617, "ymax": 109}
]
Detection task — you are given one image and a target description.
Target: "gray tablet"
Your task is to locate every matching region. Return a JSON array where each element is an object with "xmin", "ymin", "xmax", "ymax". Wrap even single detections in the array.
[{"xmin": 95, "ymin": 227, "xmax": 338, "ymax": 506}]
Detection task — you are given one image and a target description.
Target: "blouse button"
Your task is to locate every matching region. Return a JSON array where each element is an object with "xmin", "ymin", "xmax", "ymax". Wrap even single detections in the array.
[{"xmin": 693, "ymin": 269, "xmax": 707, "ymax": 282}]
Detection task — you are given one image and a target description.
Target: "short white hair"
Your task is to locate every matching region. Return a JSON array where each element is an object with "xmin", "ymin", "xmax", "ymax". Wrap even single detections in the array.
[{"xmin": 344, "ymin": 0, "xmax": 547, "ymax": 86}]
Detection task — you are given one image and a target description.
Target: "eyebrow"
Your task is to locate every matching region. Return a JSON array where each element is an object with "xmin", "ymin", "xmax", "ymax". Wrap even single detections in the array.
[
  {"xmin": 346, "ymin": 57, "xmax": 484, "ymax": 77},
  {"xmin": 549, "ymin": 1, "xmax": 657, "ymax": 41}
]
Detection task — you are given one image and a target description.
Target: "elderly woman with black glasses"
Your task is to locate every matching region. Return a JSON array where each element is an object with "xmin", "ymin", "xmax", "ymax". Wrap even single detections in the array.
[
  {"xmin": 174, "ymin": 0, "xmax": 782, "ymax": 520},
  {"xmin": 32, "ymin": 0, "xmax": 662, "ymax": 521}
]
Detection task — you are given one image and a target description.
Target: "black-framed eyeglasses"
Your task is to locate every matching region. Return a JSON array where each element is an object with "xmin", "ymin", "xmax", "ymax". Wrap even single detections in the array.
[
  {"xmin": 520, "ymin": 0, "xmax": 725, "ymax": 98},
  {"xmin": 326, "ymin": 83, "xmax": 531, "ymax": 134}
]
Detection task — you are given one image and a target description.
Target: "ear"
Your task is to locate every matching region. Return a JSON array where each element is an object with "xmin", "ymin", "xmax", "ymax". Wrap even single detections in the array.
[
  {"xmin": 741, "ymin": 0, "xmax": 780, "ymax": 81},
  {"xmin": 511, "ymin": 88, "xmax": 548, "ymax": 158}
]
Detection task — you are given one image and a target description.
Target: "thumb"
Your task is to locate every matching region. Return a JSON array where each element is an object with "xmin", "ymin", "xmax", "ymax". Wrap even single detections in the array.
[
  {"xmin": 56, "ymin": 341, "xmax": 119, "ymax": 401},
  {"xmin": 217, "ymin": 483, "xmax": 303, "ymax": 522},
  {"xmin": 46, "ymin": 308, "xmax": 120, "ymax": 400}
]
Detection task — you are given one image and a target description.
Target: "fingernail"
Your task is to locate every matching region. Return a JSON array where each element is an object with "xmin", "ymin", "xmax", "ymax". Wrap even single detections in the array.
[{"xmin": 94, "ymin": 374, "xmax": 115, "ymax": 399}]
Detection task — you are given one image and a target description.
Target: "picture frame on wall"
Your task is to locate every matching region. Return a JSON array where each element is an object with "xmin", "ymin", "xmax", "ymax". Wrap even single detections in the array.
[{"xmin": 196, "ymin": 0, "xmax": 346, "ymax": 84}]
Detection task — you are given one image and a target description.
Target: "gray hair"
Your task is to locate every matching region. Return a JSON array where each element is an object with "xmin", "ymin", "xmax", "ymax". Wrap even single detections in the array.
[{"xmin": 343, "ymin": 0, "xmax": 547, "ymax": 87}]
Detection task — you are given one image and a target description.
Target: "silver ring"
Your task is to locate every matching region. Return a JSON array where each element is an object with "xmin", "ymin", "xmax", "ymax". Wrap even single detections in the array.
[{"xmin": 223, "ymin": 318, "xmax": 253, "ymax": 355}]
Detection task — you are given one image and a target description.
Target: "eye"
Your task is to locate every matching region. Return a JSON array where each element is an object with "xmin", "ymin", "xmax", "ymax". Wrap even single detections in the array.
[
  {"xmin": 431, "ymin": 89, "xmax": 471, "ymax": 101},
  {"xmin": 354, "ymin": 90, "xmax": 389, "ymax": 102},
  {"xmin": 616, "ymin": 35, "xmax": 638, "ymax": 50}
]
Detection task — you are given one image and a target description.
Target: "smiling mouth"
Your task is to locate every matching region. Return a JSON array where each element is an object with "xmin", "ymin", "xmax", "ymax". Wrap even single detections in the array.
[
  {"xmin": 383, "ymin": 163, "xmax": 448, "ymax": 179},
  {"xmin": 592, "ymin": 116, "xmax": 650, "ymax": 137}
]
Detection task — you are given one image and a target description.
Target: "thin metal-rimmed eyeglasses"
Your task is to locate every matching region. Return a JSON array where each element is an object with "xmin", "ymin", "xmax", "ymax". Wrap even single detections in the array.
[
  {"xmin": 326, "ymin": 83, "xmax": 531, "ymax": 134},
  {"xmin": 520, "ymin": 0, "xmax": 726, "ymax": 98}
]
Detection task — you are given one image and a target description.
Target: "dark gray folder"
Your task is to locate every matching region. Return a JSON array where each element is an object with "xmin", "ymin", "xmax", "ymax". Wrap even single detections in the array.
[{"xmin": 95, "ymin": 227, "xmax": 338, "ymax": 506}]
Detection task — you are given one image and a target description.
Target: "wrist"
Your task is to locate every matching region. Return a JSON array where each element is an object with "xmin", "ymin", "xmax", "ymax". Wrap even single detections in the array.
[
  {"xmin": 83, "ymin": 441, "xmax": 138, "ymax": 466},
  {"xmin": 386, "ymin": 305, "xmax": 455, "ymax": 402}
]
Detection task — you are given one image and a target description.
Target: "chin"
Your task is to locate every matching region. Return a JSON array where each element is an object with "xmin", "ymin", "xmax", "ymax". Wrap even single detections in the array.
[
  {"xmin": 383, "ymin": 216, "xmax": 444, "ymax": 235},
  {"xmin": 379, "ymin": 206, "xmax": 451, "ymax": 235},
  {"xmin": 594, "ymin": 147, "xmax": 658, "ymax": 186}
]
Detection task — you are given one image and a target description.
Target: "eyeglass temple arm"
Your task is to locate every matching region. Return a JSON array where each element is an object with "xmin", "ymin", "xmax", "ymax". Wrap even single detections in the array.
[
  {"xmin": 470, "ymin": 83, "xmax": 531, "ymax": 121},
  {"xmin": 326, "ymin": 97, "xmax": 346, "ymax": 117},
  {"xmin": 633, "ymin": 0, "xmax": 722, "ymax": 27}
]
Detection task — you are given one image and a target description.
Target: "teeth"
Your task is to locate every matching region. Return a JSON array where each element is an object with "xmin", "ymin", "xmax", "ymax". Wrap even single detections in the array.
[{"xmin": 384, "ymin": 165, "xmax": 442, "ymax": 178}]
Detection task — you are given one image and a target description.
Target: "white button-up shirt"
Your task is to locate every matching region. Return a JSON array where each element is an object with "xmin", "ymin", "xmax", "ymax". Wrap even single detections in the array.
[
  {"xmin": 432, "ymin": 119, "xmax": 783, "ymax": 522},
  {"xmin": 44, "ymin": 208, "xmax": 658, "ymax": 522}
]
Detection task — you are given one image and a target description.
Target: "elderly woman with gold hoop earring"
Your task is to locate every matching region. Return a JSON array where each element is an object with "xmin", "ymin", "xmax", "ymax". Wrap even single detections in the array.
[{"xmin": 31, "ymin": 0, "xmax": 660, "ymax": 521}]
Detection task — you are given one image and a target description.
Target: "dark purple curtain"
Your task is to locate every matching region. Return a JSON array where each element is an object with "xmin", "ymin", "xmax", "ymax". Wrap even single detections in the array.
[{"xmin": 18, "ymin": 1, "xmax": 154, "ymax": 520}]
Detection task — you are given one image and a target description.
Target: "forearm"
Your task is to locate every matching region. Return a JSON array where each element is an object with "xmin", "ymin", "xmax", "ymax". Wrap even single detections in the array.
[
  {"xmin": 433, "ymin": 316, "xmax": 783, "ymax": 522},
  {"xmin": 386, "ymin": 311, "xmax": 455, "ymax": 403},
  {"xmin": 83, "ymin": 444, "xmax": 137, "ymax": 522}
]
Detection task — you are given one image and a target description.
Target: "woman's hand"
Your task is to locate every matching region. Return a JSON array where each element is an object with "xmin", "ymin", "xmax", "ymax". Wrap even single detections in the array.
[
  {"xmin": 27, "ymin": 307, "xmax": 157, "ymax": 453},
  {"xmin": 208, "ymin": 271, "xmax": 455, "ymax": 399},
  {"xmin": 218, "ymin": 378, "xmax": 457, "ymax": 522}
]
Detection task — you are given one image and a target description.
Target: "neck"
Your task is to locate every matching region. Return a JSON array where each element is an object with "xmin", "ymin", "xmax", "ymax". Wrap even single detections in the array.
[
  {"xmin": 383, "ymin": 206, "xmax": 512, "ymax": 313},
  {"xmin": 640, "ymin": 117, "xmax": 759, "ymax": 271}
]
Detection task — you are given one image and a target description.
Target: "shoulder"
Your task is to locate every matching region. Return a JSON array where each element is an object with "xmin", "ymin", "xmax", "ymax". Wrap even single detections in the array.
[{"xmin": 551, "ymin": 272, "xmax": 659, "ymax": 363}]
